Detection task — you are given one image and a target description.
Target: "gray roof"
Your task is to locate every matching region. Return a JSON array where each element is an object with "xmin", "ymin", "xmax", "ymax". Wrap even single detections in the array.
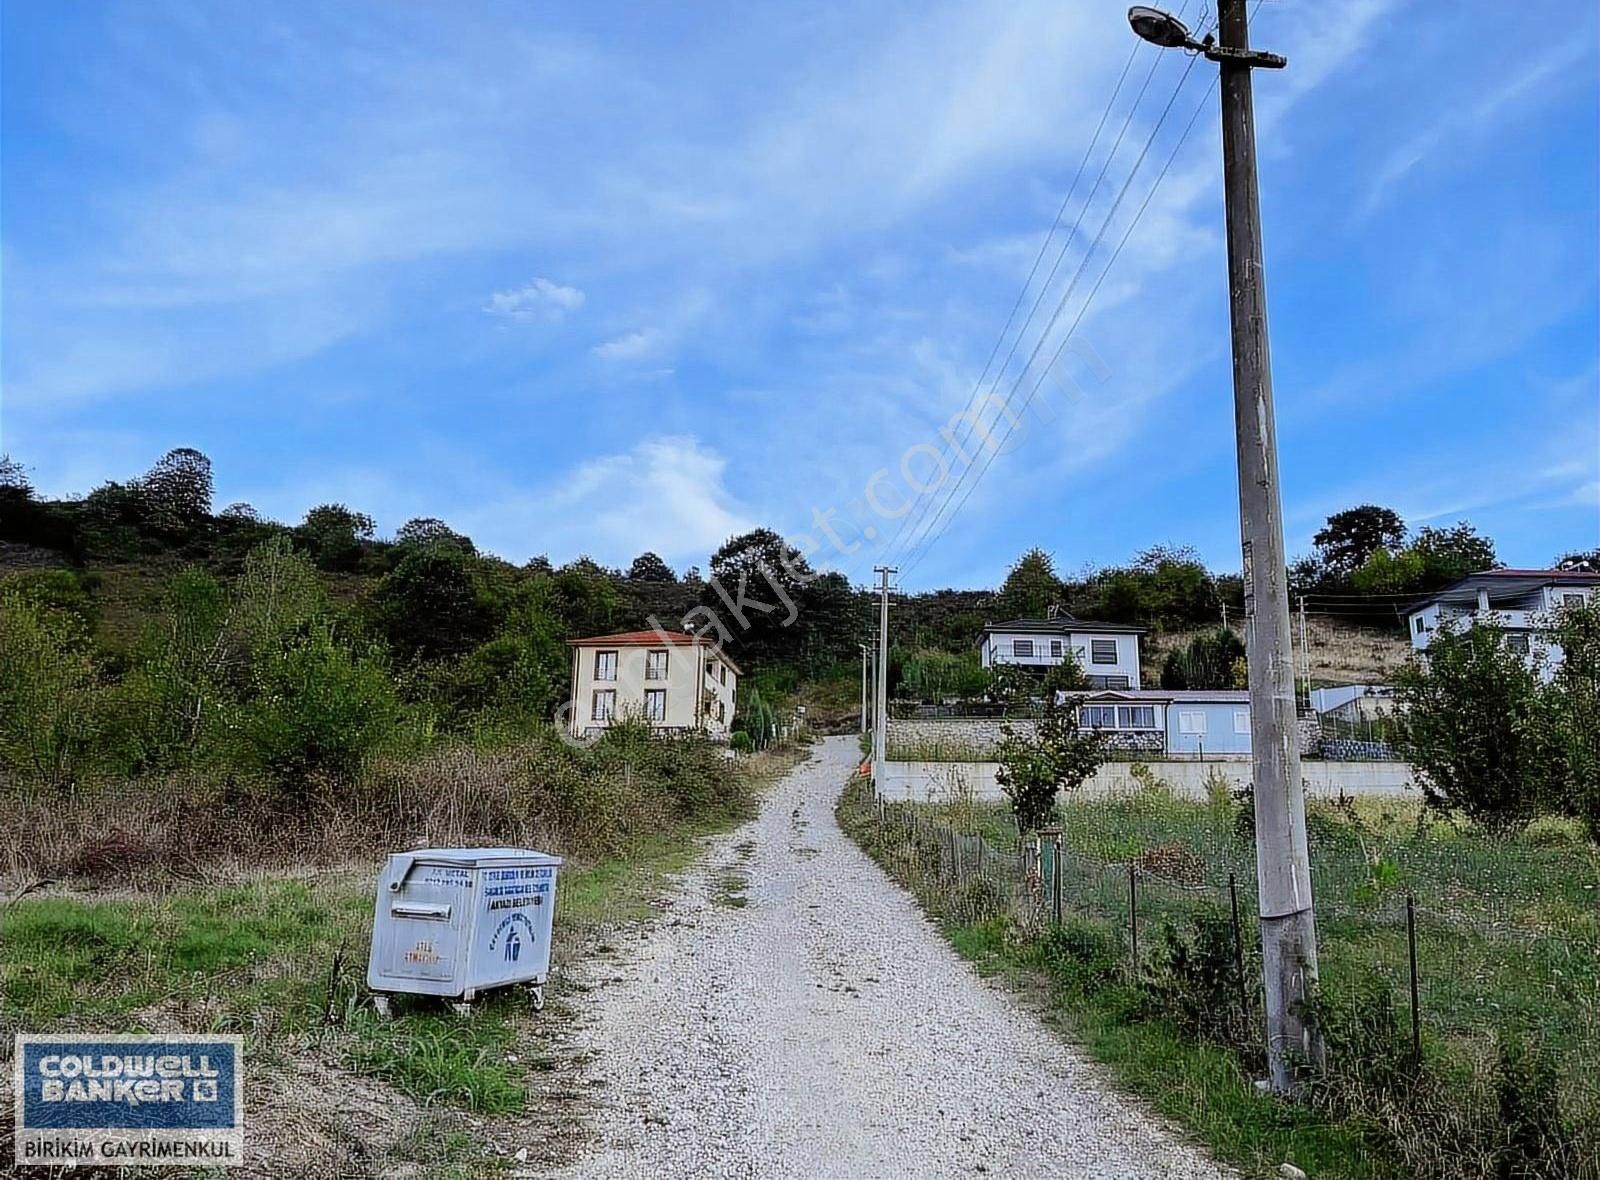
[
  {"xmin": 979, "ymin": 614, "xmax": 1147, "ymax": 637},
  {"xmin": 1408, "ymin": 568, "xmax": 1600, "ymax": 613}
]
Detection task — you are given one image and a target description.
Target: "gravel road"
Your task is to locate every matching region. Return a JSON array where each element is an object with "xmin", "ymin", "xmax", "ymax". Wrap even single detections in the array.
[{"xmin": 553, "ymin": 736, "xmax": 1232, "ymax": 1180}]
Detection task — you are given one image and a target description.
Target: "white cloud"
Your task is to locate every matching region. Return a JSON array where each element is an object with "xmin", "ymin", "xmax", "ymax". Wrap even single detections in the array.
[
  {"xmin": 484, "ymin": 435, "xmax": 753, "ymax": 563},
  {"xmin": 592, "ymin": 328, "xmax": 666, "ymax": 362},
  {"xmin": 482, "ymin": 277, "xmax": 585, "ymax": 322}
]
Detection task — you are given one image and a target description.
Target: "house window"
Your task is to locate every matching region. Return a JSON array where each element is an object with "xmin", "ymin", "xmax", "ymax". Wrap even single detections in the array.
[
  {"xmin": 1178, "ymin": 710, "xmax": 1207, "ymax": 735},
  {"xmin": 1117, "ymin": 706, "xmax": 1156, "ymax": 729},
  {"xmin": 1505, "ymin": 633, "xmax": 1530, "ymax": 655},
  {"xmin": 1233, "ymin": 709, "xmax": 1250, "ymax": 735},
  {"xmin": 1090, "ymin": 639, "xmax": 1117, "ymax": 665},
  {"xmin": 720, "ymin": 663, "xmax": 727, "ymax": 684},
  {"xmin": 1082, "ymin": 705, "xmax": 1117, "ymax": 729},
  {"xmin": 1050, "ymin": 639, "xmax": 1063, "ymax": 659},
  {"xmin": 717, "ymin": 701, "xmax": 725, "ymax": 721},
  {"xmin": 1013, "ymin": 639, "xmax": 1034, "ymax": 658},
  {"xmin": 594, "ymin": 650, "xmax": 618, "ymax": 681},
  {"xmin": 644, "ymin": 689, "xmax": 666, "ymax": 721},
  {"xmin": 645, "ymin": 650, "xmax": 669, "ymax": 680},
  {"xmin": 1413, "ymin": 616, "xmax": 1425, "ymax": 635},
  {"xmin": 1104, "ymin": 675, "xmax": 1131, "ymax": 690},
  {"xmin": 591, "ymin": 689, "xmax": 616, "ymax": 721},
  {"xmin": 1563, "ymin": 593, "xmax": 1586, "ymax": 607}
]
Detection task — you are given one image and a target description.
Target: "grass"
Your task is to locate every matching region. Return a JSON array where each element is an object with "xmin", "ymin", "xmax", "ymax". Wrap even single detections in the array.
[
  {"xmin": 885, "ymin": 736, "xmax": 993, "ymax": 762},
  {"xmin": 1, "ymin": 740, "xmax": 811, "ymax": 1170},
  {"xmin": 949, "ymin": 918, "xmax": 1389, "ymax": 1179},
  {"xmin": 841, "ymin": 778, "xmax": 1600, "ymax": 1179}
]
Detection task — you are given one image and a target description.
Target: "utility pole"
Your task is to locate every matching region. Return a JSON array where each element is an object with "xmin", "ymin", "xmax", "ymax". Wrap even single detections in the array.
[
  {"xmin": 873, "ymin": 567, "xmax": 895, "ymax": 792},
  {"xmin": 1298, "ymin": 596, "xmax": 1311, "ymax": 708},
  {"xmin": 1127, "ymin": 0, "xmax": 1322, "ymax": 1095},
  {"xmin": 1213, "ymin": 0, "xmax": 1323, "ymax": 1093},
  {"xmin": 858, "ymin": 643, "xmax": 870, "ymax": 734}
]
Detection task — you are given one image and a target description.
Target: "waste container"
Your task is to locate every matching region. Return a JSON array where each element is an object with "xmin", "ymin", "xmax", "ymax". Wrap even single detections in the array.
[{"xmin": 367, "ymin": 847, "xmax": 563, "ymax": 1016}]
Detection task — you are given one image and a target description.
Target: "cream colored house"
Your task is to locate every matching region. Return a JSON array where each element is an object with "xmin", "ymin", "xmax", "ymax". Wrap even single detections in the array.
[{"xmin": 567, "ymin": 629, "xmax": 739, "ymax": 740}]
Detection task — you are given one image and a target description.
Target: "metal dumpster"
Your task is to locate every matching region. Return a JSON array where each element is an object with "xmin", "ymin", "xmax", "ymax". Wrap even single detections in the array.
[{"xmin": 366, "ymin": 847, "xmax": 563, "ymax": 1016}]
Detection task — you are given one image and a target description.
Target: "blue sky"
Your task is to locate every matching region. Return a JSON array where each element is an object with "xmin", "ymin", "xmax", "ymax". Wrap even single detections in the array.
[{"xmin": 3, "ymin": 0, "xmax": 1596, "ymax": 589}]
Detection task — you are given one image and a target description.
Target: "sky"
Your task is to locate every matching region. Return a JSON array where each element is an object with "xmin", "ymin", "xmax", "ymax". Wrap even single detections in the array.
[{"xmin": 3, "ymin": 0, "xmax": 1597, "ymax": 590}]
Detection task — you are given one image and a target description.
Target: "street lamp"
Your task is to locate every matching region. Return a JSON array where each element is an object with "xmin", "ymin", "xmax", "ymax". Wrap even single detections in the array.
[
  {"xmin": 1127, "ymin": 5, "xmax": 1199, "ymax": 50},
  {"xmin": 1125, "ymin": 1, "xmax": 1318, "ymax": 1097}
]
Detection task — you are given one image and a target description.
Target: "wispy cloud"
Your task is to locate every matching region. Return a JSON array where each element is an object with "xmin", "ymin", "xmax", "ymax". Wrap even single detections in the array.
[
  {"xmin": 483, "ymin": 277, "xmax": 585, "ymax": 322},
  {"xmin": 592, "ymin": 328, "xmax": 666, "ymax": 362}
]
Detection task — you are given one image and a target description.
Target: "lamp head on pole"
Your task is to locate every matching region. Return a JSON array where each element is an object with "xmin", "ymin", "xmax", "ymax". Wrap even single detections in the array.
[{"xmin": 1127, "ymin": 6, "xmax": 1195, "ymax": 49}]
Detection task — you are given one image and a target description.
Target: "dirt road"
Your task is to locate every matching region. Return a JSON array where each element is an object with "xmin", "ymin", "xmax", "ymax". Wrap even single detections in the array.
[{"xmin": 552, "ymin": 736, "xmax": 1231, "ymax": 1179}]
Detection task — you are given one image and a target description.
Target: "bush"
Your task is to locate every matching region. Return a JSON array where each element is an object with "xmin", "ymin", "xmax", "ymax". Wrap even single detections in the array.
[
  {"xmin": 1395, "ymin": 622, "xmax": 1550, "ymax": 834},
  {"xmin": 1142, "ymin": 912, "xmax": 1252, "ymax": 1048},
  {"xmin": 0, "ymin": 592, "xmax": 103, "ymax": 790}
]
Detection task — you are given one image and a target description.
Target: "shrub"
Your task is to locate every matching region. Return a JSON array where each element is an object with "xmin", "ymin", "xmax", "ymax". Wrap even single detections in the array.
[
  {"xmin": 0, "ymin": 592, "xmax": 103, "ymax": 790},
  {"xmin": 1395, "ymin": 621, "xmax": 1550, "ymax": 834},
  {"xmin": 995, "ymin": 697, "xmax": 1106, "ymax": 832},
  {"xmin": 1141, "ymin": 913, "xmax": 1252, "ymax": 1048}
]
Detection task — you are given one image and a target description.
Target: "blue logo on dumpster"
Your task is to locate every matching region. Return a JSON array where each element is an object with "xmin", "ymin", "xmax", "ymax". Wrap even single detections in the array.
[
  {"xmin": 504, "ymin": 928, "xmax": 522, "ymax": 962},
  {"xmin": 12, "ymin": 1033, "xmax": 243, "ymax": 1168}
]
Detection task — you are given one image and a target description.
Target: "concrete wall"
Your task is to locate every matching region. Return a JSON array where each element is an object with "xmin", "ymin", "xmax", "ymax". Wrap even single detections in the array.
[{"xmin": 879, "ymin": 758, "xmax": 1419, "ymax": 803}]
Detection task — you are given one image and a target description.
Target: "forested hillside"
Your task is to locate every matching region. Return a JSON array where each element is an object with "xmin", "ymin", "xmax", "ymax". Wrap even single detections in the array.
[{"xmin": 4, "ymin": 447, "xmax": 1580, "ymax": 772}]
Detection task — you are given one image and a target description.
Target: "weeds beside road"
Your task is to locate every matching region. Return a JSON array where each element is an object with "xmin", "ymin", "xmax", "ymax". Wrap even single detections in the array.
[
  {"xmin": 839, "ymin": 777, "xmax": 1600, "ymax": 1180},
  {"xmin": 1, "ymin": 731, "xmax": 806, "ymax": 1177}
]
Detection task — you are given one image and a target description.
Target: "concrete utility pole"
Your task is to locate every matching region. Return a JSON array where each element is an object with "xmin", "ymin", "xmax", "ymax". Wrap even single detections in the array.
[
  {"xmin": 1128, "ymin": 1, "xmax": 1322, "ymax": 1094},
  {"xmin": 872, "ymin": 567, "xmax": 895, "ymax": 793},
  {"xmin": 858, "ymin": 643, "xmax": 870, "ymax": 734}
]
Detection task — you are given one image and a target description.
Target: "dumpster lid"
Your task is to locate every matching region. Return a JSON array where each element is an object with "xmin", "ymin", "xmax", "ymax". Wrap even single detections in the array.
[{"xmin": 397, "ymin": 847, "xmax": 564, "ymax": 867}]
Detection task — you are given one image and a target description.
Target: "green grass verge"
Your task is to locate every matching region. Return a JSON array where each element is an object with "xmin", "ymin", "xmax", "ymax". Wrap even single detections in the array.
[{"xmin": 946, "ymin": 917, "xmax": 1386, "ymax": 1179}]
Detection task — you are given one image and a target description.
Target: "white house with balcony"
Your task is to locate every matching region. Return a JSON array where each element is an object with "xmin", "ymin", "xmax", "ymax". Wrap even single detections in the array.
[
  {"xmin": 1406, "ymin": 569, "xmax": 1598, "ymax": 678},
  {"xmin": 977, "ymin": 614, "xmax": 1146, "ymax": 690},
  {"xmin": 567, "ymin": 629, "xmax": 739, "ymax": 739}
]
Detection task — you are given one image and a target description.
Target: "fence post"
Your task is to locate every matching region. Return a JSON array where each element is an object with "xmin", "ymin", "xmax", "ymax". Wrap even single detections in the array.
[
  {"xmin": 1127, "ymin": 863, "xmax": 1139, "ymax": 972},
  {"xmin": 1228, "ymin": 872, "xmax": 1248, "ymax": 1018},
  {"xmin": 1052, "ymin": 833, "xmax": 1064, "ymax": 926},
  {"xmin": 1406, "ymin": 893, "xmax": 1422, "ymax": 1064}
]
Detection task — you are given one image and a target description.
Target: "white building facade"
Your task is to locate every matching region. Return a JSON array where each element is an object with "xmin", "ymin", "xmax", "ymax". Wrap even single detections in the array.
[
  {"xmin": 1406, "ymin": 570, "xmax": 1598, "ymax": 678},
  {"xmin": 977, "ymin": 615, "xmax": 1146, "ymax": 690},
  {"xmin": 568, "ymin": 630, "xmax": 739, "ymax": 739}
]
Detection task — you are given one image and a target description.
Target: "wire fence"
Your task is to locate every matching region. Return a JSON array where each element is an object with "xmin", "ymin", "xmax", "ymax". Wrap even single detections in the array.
[{"xmin": 853, "ymin": 786, "xmax": 1600, "ymax": 1176}]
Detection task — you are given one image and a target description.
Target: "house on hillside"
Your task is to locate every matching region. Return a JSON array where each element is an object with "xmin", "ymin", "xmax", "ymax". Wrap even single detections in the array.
[
  {"xmin": 567, "ymin": 629, "xmax": 738, "ymax": 740},
  {"xmin": 1406, "ymin": 569, "xmax": 1599, "ymax": 678},
  {"xmin": 1072, "ymin": 688, "xmax": 1252, "ymax": 756},
  {"xmin": 1309, "ymin": 684, "xmax": 1395, "ymax": 725},
  {"xmin": 977, "ymin": 615, "xmax": 1146, "ymax": 690}
]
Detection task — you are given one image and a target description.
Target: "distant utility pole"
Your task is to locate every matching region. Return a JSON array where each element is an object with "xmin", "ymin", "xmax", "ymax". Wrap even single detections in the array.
[
  {"xmin": 873, "ymin": 567, "xmax": 895, "ymax": 792},
  {"xmin": 1129, "ymin": 1, "xmax": 1323, "ymax": 1094},
  {"xmin": 858, "ymin": 643, "xmax": 870, "ymax": 734},
  {"xmin": 1298, "ymin": 597, "xmax": 1311, "ymax": 707}
]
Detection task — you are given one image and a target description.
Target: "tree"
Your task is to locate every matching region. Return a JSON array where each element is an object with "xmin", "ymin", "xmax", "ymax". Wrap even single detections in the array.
[
  {"xmin": 141, "ymin": 448, "xmax": 213, "ymax": 534},
  {"xmin": 1542, "ymin": 598, "xmax": 1600, "ymax": 839},
  {"xmin": 900, "ymin": 649, "xmax": 989, "ymax": 702},
  {"xmin": 1410, "ymin": 523, "xmax": 1497, "ymax": 589},
  {"xmin": 117, "ymin": 569, "xmax": 232, "ymax": 772},
  {"xmin": 1313, "ymin": 505, "xmax": 1406, "ymax": 581},
  {"xmin": 1394, "ymin": 621, "xmax": 1549, "ymax": 834},
  {"xmin": 298, "ymin": 504, "xmax": 375, "ymax": 571},
  {"xmin": 1351, "ymin": 546, "xmax": 1427, "ymax": 596},
  {"xmin": 0, "ymin": 454, "xmax": 33, "ymax": 505},
  {"xmin": 627, "ymin": 551, "xmax": 677, "ymax": 582},
  {"xmin": 1160, "ymin": 627, "xmax": 1246, "ymax": 690},
  {"xmin": 0, "ymin": 592, "xmax": 101, "ymax": 790},
  {"xmin": 221, "ymin": 502, "xmax": 262, "ymax": 523},
  {"xmin": 996, "ymin": 548, "xmax": 1062, "ymax": 619},
  {"xmin": 395, "ymin": 517, "xmax": 475, "ymax": 554},
  {"xmin": 995, "ymin": 695, "xmax": 1105, "ymax": 831},
  {"xmin": 370, "ymin": 545, "xmax": 499, "ymax": 662}
]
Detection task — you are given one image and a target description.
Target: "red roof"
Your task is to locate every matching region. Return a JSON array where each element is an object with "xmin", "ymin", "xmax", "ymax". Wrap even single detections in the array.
[{"xmin": 567, "ymin": 630, "xmax": 741, "ymax": 673}]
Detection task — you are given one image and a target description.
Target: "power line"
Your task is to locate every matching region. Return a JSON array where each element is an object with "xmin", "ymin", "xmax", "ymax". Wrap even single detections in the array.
[
  {"xmin": 899, "ymin": 45, "xmax": 1216, "ymax": 579},
  {"xmin": 875, "ymin": 24, "xmax": 1179, "ymax": 571}
]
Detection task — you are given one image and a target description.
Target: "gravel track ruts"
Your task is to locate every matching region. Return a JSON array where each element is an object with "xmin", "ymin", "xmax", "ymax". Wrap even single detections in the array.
[{"xmin": 552, "ymin": 735, "xmax": 1232, "ymax": 1179}]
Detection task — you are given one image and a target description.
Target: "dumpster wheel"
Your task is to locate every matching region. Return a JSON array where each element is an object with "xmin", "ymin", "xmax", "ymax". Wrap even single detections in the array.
[{"xmin": 528, "ymin": 984, "xmax": 546, "ymax": 1012}]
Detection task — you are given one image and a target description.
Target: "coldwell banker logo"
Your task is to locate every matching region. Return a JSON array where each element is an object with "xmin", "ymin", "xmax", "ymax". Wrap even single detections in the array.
[{"xmin": 13, "ymin": 1034, "xmax": 243, "ymax": 1168}]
